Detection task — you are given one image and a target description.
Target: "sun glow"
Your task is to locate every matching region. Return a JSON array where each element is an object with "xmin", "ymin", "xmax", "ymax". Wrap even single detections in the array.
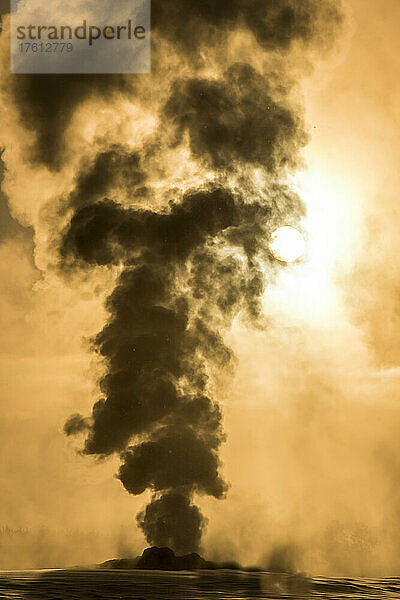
[
  {"xmin": 263, "ymin": 166, "xmax": 366, "ymax": 327},
  {"xmin": 269, "ymin": 226, "xmax": 306, "ymax": 263}
]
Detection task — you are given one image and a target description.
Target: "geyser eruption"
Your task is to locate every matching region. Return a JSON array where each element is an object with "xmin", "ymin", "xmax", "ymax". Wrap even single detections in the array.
[
  {"xmin": 1, "ymin": 0, "xmax": 341, "ymax": 555},
  {"xmin": 62, "ymin": 189, "xmax": 273, "ymax": 553}
]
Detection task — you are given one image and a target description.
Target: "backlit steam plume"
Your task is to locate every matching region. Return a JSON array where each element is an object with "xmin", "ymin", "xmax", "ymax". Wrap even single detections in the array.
[{"xmin": 5, "ymin": 1, "xmax": 342, "ymax": 553}]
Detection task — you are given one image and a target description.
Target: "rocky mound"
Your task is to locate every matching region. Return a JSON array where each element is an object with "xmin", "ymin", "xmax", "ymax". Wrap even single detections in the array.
[{"xmin": 99, "ymin": 546, "xmax": 261, "ymax": 571}]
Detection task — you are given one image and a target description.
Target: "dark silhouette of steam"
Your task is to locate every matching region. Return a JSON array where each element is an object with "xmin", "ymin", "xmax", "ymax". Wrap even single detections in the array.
[
  {"xmin": 164, "ymin": 64, "xmax": 307, "ymax": 171},
  {"xmin": 10, "ymin": 0, "xmax": 344, "ymax": 554},
  {"xmin": 5, "ymin": 0, "xmax": 342, "ymax": 171},
  {"xmin": 62, "ymin": 188, "xmax": 272, "ymax": 552}
]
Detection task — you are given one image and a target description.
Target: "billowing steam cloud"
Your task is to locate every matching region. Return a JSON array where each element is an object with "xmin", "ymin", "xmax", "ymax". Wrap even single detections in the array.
[
  {"xmin": 3, "ymin": 0, "xmax": 342, "ymax": 554},
  {"xmin": 62, "ymin": 187, "xmax": 273, "ymax": 552}
]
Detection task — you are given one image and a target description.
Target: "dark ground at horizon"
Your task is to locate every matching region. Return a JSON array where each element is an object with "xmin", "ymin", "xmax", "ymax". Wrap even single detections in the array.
[{"xmin": 0, "ymin": 568, "xmax": 399, "ymax": 599}]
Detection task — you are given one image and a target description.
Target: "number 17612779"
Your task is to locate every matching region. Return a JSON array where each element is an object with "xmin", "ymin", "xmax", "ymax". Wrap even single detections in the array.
[{"xmin": 19, "ymin": 42, "xmax": 73, "ymax": 52}]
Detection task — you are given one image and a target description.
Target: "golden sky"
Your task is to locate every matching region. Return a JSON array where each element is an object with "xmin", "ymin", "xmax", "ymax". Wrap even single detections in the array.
[{"xmin": 0, "ymin": 0, "xmax": 400, "ymax": 576}]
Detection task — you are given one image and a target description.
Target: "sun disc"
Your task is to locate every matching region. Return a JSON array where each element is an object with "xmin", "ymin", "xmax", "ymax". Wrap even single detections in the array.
[{"xmin": 269, "ymin": 226, "xmax": 305, "ymax": 263}]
